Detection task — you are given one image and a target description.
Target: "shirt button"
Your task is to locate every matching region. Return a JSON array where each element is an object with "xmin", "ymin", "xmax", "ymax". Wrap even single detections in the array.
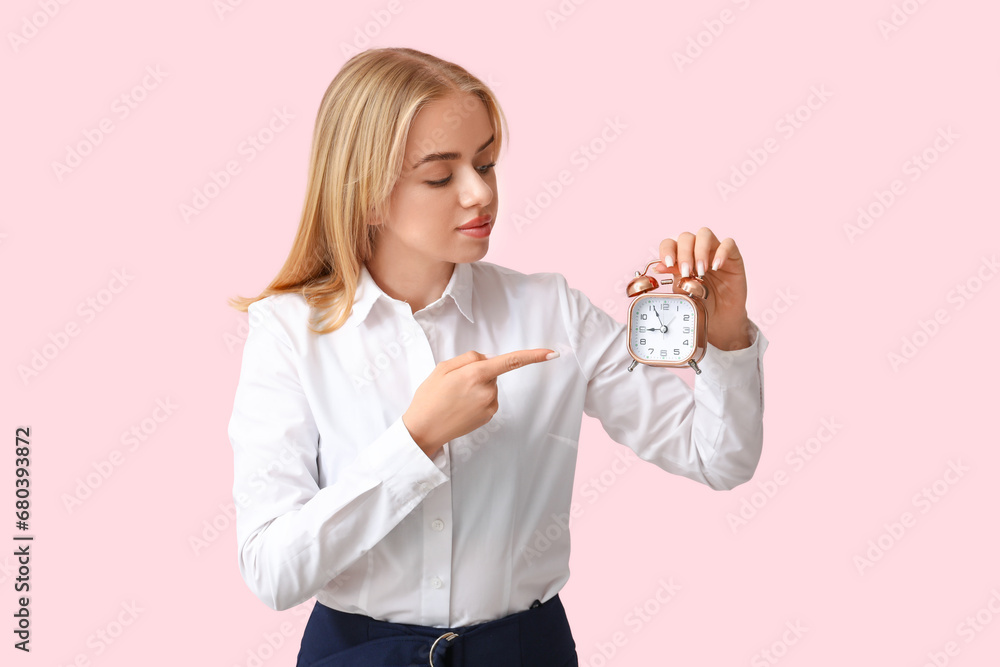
[
  {"xmin": 431, "ymin": 577, "xmax": 443, "ymax": 589},
  {"xmin": 431, "ymin": 519, "xmax": 444, "ymax": 531},
  {"xmin": 418, "ymin": 482, "xmax": 429, "ymax": 493}
]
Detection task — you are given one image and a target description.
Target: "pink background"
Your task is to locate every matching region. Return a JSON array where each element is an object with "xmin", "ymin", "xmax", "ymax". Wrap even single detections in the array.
[{"xmin": 4, "ymin": 1, "xmax": 999, "ymax": 665}]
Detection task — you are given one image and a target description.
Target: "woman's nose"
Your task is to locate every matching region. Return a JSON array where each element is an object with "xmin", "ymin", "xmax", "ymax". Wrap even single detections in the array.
[{"xmin": 459, "ymin": 168, "xmax": 493, "ymax": 208}]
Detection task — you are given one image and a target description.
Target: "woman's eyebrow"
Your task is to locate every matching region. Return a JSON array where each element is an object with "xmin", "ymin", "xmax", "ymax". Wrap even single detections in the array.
[{"xmin": 411, "ymin": 134, "xmax": 494, "ymax": 169}]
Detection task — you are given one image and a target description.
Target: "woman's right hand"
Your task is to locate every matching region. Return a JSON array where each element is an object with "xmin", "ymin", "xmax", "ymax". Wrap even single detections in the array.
[{"xmin": 402, "ymin": 348, "xmax": 560, "ymax": 459}]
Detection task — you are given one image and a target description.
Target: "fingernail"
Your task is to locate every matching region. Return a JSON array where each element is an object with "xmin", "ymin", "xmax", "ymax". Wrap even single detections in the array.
[
  {"xmin": 696, "ymin": 260, "xmax": 705, "ymax": 278},
  {"xmin": 680, "ymin": 262, "xmax": 690, "ymax": 278},
  {"xmin": 545, "ymin": 351, "xmax": 560, "ymax": 360},
  {"xmin": 485, "ymin": 353, "xmax": 496, "ymax": 359},
  {"xmin": 712, "ymin": 257, "xmax": 721, "ymax": 271},
  {"xmin": 663, "ymin": 256, "xmax": 674, "ymax": 268}
]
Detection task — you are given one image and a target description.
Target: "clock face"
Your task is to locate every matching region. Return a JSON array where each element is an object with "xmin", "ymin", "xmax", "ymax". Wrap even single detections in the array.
[{"xmin": 628, "ymin": 295, "xmax": 697, "ymax": 362}]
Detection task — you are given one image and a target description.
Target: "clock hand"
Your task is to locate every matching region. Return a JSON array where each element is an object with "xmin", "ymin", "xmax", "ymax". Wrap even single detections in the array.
[
  {"xmin": 652, "ymin": 311, "xmax": 677, "ymax": 334},
  {"xmin": 650, "ymin": 305, "xmax": 665, "ymax": 328}
]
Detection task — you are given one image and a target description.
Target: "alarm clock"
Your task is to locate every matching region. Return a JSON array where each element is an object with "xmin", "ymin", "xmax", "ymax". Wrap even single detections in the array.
[{"xmin": 625, "ymin": 260, "xmax": 709, "ymax": 374}]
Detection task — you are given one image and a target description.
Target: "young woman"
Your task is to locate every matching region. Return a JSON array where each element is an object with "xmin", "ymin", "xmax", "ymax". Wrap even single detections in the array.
[{"xmin": 228, "ymin": 46, "xmax": 768, "ymax": 667}]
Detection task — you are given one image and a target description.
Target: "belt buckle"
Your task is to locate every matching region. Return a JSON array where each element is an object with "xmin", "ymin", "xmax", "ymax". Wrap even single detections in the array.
[{"xmin": 428, "ymin": 631, "xmax": 459, "ymax": 666}]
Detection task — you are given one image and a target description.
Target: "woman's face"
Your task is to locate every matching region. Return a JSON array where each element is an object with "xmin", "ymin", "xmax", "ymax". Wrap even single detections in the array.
[{"xmin": 373, "ymin": 93, "xmax": 499, "ymax": 268}]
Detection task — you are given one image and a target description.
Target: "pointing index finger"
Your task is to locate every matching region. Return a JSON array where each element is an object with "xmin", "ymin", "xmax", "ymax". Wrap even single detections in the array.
[{"xmin": 480, "ymin": 348, "xmax": 560, "ymax": 379}]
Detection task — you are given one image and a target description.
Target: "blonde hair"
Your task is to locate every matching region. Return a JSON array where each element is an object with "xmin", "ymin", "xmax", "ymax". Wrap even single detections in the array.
[{"xmin": 227, "ymin": 47, "xmax": 508, "ymax": 335}]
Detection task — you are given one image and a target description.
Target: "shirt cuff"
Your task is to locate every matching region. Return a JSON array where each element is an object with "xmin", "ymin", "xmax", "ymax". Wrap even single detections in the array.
[
  {"xmin": 350, "ymin": 415, "xmax": 451, "ymax": 498},
  {"xmin": 696, "ymin": 319, "xmax": 768, "ymax": 389}
]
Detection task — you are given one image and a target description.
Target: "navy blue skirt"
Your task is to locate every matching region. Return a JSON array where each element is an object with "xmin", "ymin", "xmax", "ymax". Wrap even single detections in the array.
[{"xmin": 295, "ymin": 593, "xmax": 579, "ymax": 667}]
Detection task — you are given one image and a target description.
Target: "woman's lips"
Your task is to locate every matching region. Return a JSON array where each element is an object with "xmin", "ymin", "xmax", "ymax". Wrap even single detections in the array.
[
  {"xmin": 458, "ymin": 215, "xmax": 492, "ymax": 229},
  {"xmin": 456, "ymin": 221, "xmax": 491, "ymax": 237}
]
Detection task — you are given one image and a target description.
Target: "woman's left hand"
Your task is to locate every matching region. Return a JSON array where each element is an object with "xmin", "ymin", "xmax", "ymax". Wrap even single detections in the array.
[{"xmin": 653, "ymin": 227, "xmax": 754, "ymax": 351}]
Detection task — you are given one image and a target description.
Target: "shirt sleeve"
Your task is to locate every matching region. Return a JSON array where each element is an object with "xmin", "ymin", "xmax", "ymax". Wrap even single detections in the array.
[
  {"xmin": 228, "ymin": 300, "xmax": 450, "ymax": 611},
  {"xmin": 558, "ymin": 275, "xmax": 769, "ymax": 490}
]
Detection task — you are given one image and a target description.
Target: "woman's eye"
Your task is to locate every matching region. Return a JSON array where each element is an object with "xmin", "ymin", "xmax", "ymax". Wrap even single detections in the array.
[{"xmin": 426, "ymin": 162, "xmax": 497, "ymax": 188}]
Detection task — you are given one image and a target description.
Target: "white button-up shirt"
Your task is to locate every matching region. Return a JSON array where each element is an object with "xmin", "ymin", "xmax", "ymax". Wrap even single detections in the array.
[{"xmin": 228, "ymin": 260, "xmax": 769, "ymax": 627}]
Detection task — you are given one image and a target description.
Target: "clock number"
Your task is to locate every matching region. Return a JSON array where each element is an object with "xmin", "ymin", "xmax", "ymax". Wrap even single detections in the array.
[
  {"xmin": 639, "ymin": 338, "xmax": 646, "ymax": 345},
  {"xmin": 683, "ymin": 314, "xmax": 690, "ymax": 321},
  {"xmin": 673, "ymin": 348, "xmax": 680, "ymax": 356},
  {"xmin": 640, "ymin": 313, "xmax": 647, "ymax": 320}
]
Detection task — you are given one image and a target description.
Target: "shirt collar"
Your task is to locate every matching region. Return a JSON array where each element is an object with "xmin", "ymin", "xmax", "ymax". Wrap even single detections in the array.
[{"xmin": 348, "ymin": 261, "xmax": 475, "ymax": 328}]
